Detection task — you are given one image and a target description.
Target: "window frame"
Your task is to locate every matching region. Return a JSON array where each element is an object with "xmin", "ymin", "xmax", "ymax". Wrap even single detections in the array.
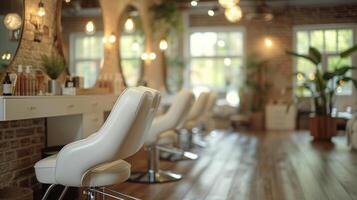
[
  {"xmin": 69, "ymin": 32, "xmax": 104, "ymax": 88},
  {"xmin": 185, "ymin": 26, "xmax": 246, "ymax": 91},
  {"xmin": 293, "ymin": 24, "xmax": 357, "ymax": 98}
]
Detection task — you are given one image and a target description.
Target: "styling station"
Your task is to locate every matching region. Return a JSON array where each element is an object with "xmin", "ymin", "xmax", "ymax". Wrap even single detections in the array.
[{"xmin": 1, "ymin": 0, "xmax": 357, "ymax": 200}]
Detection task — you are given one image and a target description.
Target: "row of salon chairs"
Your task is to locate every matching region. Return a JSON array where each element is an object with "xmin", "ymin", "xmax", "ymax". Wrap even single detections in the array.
[{"xmin": 34, "ymin": 86, "xmax": 216, "ymax": 200}]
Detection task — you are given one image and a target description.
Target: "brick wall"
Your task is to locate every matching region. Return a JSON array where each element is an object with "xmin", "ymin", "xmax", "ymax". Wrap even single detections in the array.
[{"xmin": 0, "ymin": 119, "xmax": 45, "ymax": 189}]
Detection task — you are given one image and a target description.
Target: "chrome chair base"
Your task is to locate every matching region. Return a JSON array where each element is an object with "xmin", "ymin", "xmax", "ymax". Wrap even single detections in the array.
[
  {"xmin": 86, "ymin": 187, "xmax": 141, "ymax": 200},
  {"xmin": 129, "ymin": 170, "xmax": 182, "ymax": 183},
  {"xmin": 157, "ymin": 145, "xmax": 198, "ymax": 161}
]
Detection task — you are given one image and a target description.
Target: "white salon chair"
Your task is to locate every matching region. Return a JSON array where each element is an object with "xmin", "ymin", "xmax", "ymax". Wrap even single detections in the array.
[
  {"xmin": 34, "ymin": 87, "xmax": 160, "ymax": 200},
  {"xmin": 129, "ymin": 89, "xmax": 195, "ymax": 183}
]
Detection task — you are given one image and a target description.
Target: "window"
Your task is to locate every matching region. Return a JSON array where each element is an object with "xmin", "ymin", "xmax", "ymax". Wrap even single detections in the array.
[
  {"xmin": 294, "ymin": 26, "xmax": 355, "ymax": 96},
  {"xmin": 120, "ymin": 33, "xmax": 144, "ymax": 86},
  {"xmin": 188, "ymin": 28, "xmax": 244, "ymax": 92},
  {"xmin": 70, "ymin": 33, "xmax": 103, "ymax": 88}
]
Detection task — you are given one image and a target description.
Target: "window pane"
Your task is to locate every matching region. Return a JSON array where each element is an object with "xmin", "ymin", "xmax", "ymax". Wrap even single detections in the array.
[
  {"xmin": 310, "ymin": 30, "xmax": 324, "ymax": 51},
  {"xmin": 190, "ymin": 32, "xmax": 217, "ymax": 57},
  {"xmin": 296, "ymin": 31, "xmax": 309, "ymax": 54},
  {"xmin": 74, "ymin": 35, "xmax": 103, "ymax": 59},
  {"xmin": 338, "ymin": 29, "xmax": 353, "ymax": 51},
  {"xmin": 75, "ymin": 61, "xmax": 99, "ymax": 88},
  {"xmin": 324, "ymin": 30, "xmax": 337, "ymax": 52},
  {"xmin": 122, "ymin": 59, "xmax": 141, "ymax": 86},
  {"xmin": 327, "ymin": 56, "xmax": 352, "ymax": 95},
  {"xmin": 228, "ymin": 32, "xmax": 243, "ymax": 56}
]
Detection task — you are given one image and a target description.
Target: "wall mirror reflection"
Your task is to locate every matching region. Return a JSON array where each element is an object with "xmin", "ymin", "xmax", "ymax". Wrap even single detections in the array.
[
  {"xmin": 119, "ymin": 5, "xmax": 144, "ymax": 87},
  {"xmin": 0, "ymin": 0, "xmax": 24, "ymax": 69},
  {"xmin": 60, "ymin": 0, "xmax": 103, "ymax": 88}
]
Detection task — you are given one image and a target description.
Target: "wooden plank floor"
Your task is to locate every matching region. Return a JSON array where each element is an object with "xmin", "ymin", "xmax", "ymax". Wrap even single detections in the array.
[{"xmin": 108, "ymin": 130, "xmax": 357, "ymax": 200}]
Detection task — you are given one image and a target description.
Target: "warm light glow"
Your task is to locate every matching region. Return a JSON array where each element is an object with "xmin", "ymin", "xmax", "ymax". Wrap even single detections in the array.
[
  {"xmin": 297, "ymin": 73, "xmax": 304, "ymax": 81},
  {"xmin": 141, "ymin": 52, "xmax": 156, "ymax": 61},
  {"xmin": 85, "ymin": 21, "xmax": 95, "ymax": 34},
  {"xmin": 264, "ymin": 38, "xmax": 273, "ymax": 48},
  {"xmin": 4, "ymin": 13, "xmax": 22, "ymax": 31},
  {"xmin": 226, "ymin": 90, "xmax": 240, "ymax": 107},
  {"xmin": 159, "ymin": 39, "xmax": 168, "ymax": 50},
  {"xmin": 190, "ymin": 0, "xmax": 198, "ymax": 7},
  {"xmin": 6, "ymin": 53, "xmax": 11, "ymax": 60},
  {"xmin": 124, "ymin": 18, "xmax": 135, "ymax": 33},
  {"xmin": 218, "ymin": 0, "xmax": 239, "ymax": 8},
  {"xmin": 224, "ymin": 58, "xmax": 231, "ymax": 66},
  {"xmin": 224, "ymin": 6, "xmax": 242, "ymax": 23},
  {"xmin": 1, "ymin": 53, "xmax": 11, "ymax": 60},
  {"xmin": 37, "ymin": 1, "xmax": 45, "ymax": 17},
  {"xmin": 339, "ymin": 80, "xmax": 346, "ymax": 86},
  {"xmin": 308, "ymin": 73, "xmax": 315, "ymax": 80},
  {"xmin": 108, "ymin": 33, "xmax": 116, "ymax": 44},
  {"xmin": 65, "ymin": 0, "xmax": 71, "ymax": 3},
  {"xmin": 208, "ymin": 9, "xmax": 215, "ymax": 16}
]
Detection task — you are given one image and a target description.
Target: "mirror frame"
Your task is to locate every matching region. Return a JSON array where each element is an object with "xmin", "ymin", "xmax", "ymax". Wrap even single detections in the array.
[
  {"xmin": 117, "ymin": 4, "xmax": 145, "ymax": 87},
  {"xmin": 55, "ymin": 0, "xmax": 105, "ymax": 80},
  {"xmin": 1, "ymin": 0, "xmax": 25, "ymax": 68}
]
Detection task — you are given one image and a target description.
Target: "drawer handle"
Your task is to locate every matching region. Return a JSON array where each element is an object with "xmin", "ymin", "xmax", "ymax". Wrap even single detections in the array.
[
  {"xmin": 28, "ymin": 106, "xmax": 37, "ymax": 111},
  {"xmin": 92, "ymin": 102, "xmax": 99, "ymax": 106},
  {"xmin": 67, "ymin": 104, "xmax": 75, "ymax": 108}
]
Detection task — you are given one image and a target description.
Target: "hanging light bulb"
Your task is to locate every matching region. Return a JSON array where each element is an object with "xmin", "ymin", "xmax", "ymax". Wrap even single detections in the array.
[
  {"xmin": 218, "ymin": 0, "xmax": 239, "ymax": 8},
  {"xmin": 264, "ymin": 37, "xmax": 273, "ymax": 48},
  {"xmin": 159, "ymin": 39, "xmax": 168, "ymax": 50},
  {"xmin": 225, "ymin": 5, "xmax": 242, "ymax": 23},
  {"xmin": 108, "ymin": 33, "xmax": 116, "ymax": 44},
  {"xmin": 208, "ymin": 9, "xmax": 215, "ymax": 16},
  {"xmin": 190, "ymin": 0, "xmax": 198, "ymax": 7},
  {"xmin": 149, "ymin": 52, "xmax": 156, "ymax": 60},
  {"xmin": 37, "ymin": 0, "xmax": 46, "ymax": 17},
  {"xmin": 3, "ymin": 13, "xmax": 22, "ymax": 30},
  {"xmin": 85, "ymin": 21, "xmax": 95, "ymax": 34},
  {"xmin": 124, "ymin": 17, "xmax": 135, "ymax": 33}
]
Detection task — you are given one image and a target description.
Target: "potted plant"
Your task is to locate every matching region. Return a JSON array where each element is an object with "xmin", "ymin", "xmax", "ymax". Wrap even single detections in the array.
[
  {"xmin": 287, "ymin": 46, "xmax": 357, "ymax": 141},
  {"xmin": 41, "ymin": 53, "xmax": 66, "ymax": 95},
  {"xmin": 244, "ymin": 54, "xmax": 271, "ymax": 131}
]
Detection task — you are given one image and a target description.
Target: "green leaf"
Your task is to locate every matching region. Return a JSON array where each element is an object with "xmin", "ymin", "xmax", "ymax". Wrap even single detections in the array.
[
  {"xmin": 286, "ymin": 50, "xmax": 319, "ymax": 65},
  {"xmin": 323, "ymin": 72, "xmax": 335, "ymax": 80},
  {"xmin": 340, "ymin": 44, "xmax": 357, "ymax": 58},
  {"xmin": 308, "ymin": 47, "xmax": 322, "ymax": 65},
  {"xmin": 334, "ymin": 66, "xmax": 356, "ymax": 76}
]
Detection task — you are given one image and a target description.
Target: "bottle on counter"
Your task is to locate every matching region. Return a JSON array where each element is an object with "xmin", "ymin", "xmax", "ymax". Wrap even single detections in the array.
[
  {"xmin": 25, "ymin": 65, "xmax": 37, "ymax": 96},
  {"xmin": 3, "ymin": 72, "xmax": 12, "ymax": 96},
  {"xmin": 15, "ymin": 65, "xmax": 26, "ymax": 96}
]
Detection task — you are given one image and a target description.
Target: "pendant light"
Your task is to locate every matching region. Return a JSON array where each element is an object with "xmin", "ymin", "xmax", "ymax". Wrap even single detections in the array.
[{"xmin": 224, "ymin": 5, "xmax": 242, "ymax": 22}]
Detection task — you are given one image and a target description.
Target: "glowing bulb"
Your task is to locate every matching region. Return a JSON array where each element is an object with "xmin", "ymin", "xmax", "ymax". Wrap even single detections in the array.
[
  {"xmin": 159, "ymin": 39, "xmax": 168, "ymax": 50},
  {"xmin": 225, "ymin": 6, "xmax": 242, "ymax": 23},
  {"xmin": 218, "ymin": 0, "xmax": 239, "ymax": 8},
  {"xmin": 297, "ymin": 73, "xmax": 304, "ymax": 81},
  {"xmin": 85, "ymin": 21, "xmax": 95, "ymax": 34},
  {"xmin": 65, "ymin": 0, "xmax": 71, "ymax": 3},
  {"xmin": 37, "ymin": 1, "xmax": 45, "ymax": 17},
  {"xmin": 3, "ymin": 13, "xmax": 22, "ymax": 31},
  {"xmin": 141, "ymin": 53, "xmax": 148, "ymax": 60},
  {"xmin": 108, "ymin": 33, "xmax": 116, "ymax": 44},
  {"xmin": 226, "ymin": 90, "xmax": 240, "ymax": 107},
  {"xmin": 190, "ymin": 0, "xmax": 198, "ymax": 6},
  {"xmin": 264, "ymin": 38, "xmax": 273, "ymax": 48},
  {"xmin": 224, "ymin": 58, "xmax": 231, "ymax": 66},
  {"xmin": 6, "ymin": 53, "xmax": 11, "ymax": 60},
  {"xmin": 124, "ymin": 18, "xmax": 135, "ymax": 33},
  {"xmin": 208, "ymin": 9, "xmax": 215, "ymax": 16},
  {"xmin": 1, "ymin": 54, "xmax": 6, "ymax": 60},
  {"xmin": 149, "ymin": 52, "xmax": 156, "ymax": 60}
]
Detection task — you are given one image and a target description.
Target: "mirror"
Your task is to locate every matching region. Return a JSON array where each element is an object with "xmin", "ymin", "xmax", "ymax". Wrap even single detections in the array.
[
  {"xmin": 118, "ymin": 5, "xmax": 144, "ymax": 87},
  {"xmin": 59, "ymin": 0, "xmax": 103, "ymax": 88},
  {"xmin": 0, "ymin": 0, "xmax": 24, "ymax": 69}
]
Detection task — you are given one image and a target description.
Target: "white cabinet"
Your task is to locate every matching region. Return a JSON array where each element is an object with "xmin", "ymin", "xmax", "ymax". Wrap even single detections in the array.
[{"xmin": 0, "ymin": 95, "xmax": 117, "ymax": 146}]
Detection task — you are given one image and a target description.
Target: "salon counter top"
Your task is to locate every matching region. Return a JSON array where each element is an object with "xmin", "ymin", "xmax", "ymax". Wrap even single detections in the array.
[{"xmin": 0, "ymin": 95, "xmax": 118, "ymax": 121}]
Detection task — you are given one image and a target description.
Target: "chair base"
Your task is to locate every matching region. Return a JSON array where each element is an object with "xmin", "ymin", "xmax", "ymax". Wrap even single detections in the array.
[
  {"xmin": 128, "ymin": 170, "xmax": 182, "ymax": 183},
  {"xmin": 160, "ymin": 151, "xmax": 198, "ymax": 161}
]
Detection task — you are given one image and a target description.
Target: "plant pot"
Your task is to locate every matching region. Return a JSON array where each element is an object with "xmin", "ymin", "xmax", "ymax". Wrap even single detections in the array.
[
  {"xmin": 251, "ymin": 112, "xmax": 265, "ymax": 131},
  {"xmin": 48, "ymin": 79, "xmax": 60, "ymax": 95},
  {"xmin": 309, "ymin": 115, "xmax": 337, "ymax": 141}
]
